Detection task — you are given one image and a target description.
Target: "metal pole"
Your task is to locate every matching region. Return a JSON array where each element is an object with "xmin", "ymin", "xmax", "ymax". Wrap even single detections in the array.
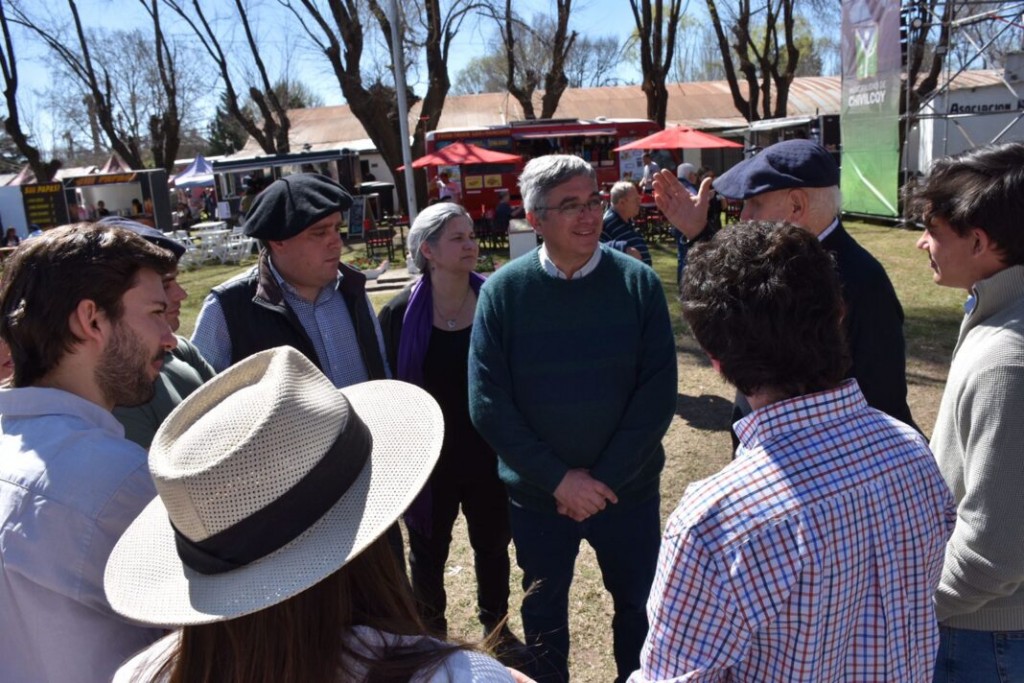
[{"xmin": 388, "ymin": 0, "xmax": 418, "ymax": 226}]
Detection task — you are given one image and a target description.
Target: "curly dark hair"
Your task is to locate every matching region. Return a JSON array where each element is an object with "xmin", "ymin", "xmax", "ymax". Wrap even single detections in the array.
[
  {"xmin": 904, "ymin": 141, "xmax": 1024, "ymax": 266},
  {"xmin": 681, "ymin": 221, "xmax": 850, "ymax": 399}
]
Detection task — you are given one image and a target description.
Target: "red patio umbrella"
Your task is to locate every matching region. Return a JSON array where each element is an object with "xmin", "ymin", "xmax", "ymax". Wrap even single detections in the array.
[
  {"xmin": 398, "ymin": 141, "xmax": 523, "ymax": 170},
  {"xmin": 614, "ymin": 126, "xmax": 742, "ymax": 151}
]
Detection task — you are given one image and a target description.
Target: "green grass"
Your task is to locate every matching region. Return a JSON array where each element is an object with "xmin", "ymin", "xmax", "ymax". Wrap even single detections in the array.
[{"xmin": 175, "ymin": 221, "xmax": 964, "ymax": 681}]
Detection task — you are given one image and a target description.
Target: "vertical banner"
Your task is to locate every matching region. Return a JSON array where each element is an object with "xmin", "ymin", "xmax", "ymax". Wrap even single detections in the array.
[{"xmin": 841, "ymin": 0, "xmax": 901, "ymax": 216}]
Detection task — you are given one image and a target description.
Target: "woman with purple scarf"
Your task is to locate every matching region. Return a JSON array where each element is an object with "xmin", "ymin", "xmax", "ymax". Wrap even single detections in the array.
[{"xmin": 378, "ymin": 203, "xmax": 522, "ymax": 660}]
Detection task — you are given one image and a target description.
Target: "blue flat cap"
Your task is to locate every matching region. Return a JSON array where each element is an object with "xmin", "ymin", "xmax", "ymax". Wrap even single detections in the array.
[
  {"xmin": 244, "ymin": 173, "xmax": 352, "ymax": 241},
  {"xmin": 97, "ymin": 216, "xmax": 186, "ymax": 259},
  {"xmin": 713, "ymin": 139, "xmax": 839, "ymax": 200}
]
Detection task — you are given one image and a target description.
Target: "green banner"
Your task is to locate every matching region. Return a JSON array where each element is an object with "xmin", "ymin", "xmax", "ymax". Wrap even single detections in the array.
[{"xmin": 841, "ymin": 0, "xmax": 901, "ymax": 216}]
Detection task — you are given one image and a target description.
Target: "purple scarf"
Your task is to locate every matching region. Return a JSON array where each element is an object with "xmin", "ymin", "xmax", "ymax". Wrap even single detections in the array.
[
  {"xmin": 396, "ymin": 270, "xmax": 486, "ymax": 387},
  {"xmin": 396, "ymin": 270, "xmax": 486, "ymax": 537}
]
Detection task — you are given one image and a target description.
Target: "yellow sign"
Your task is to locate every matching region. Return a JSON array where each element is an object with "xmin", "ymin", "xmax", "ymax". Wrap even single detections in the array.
[
  {"xmin": 464, "ymin": 175, "xmax": 483, "ymax": 190},
  {"xmin": 484, "ymin": 174, "xmax": 502, "ymax": 188},
  {"xmin": 71, "ymin": 173, "xmax": 137, "ymax": 186},
  {"xmin": 22, "ymin": 183, "xmax": 63, "ymax": 194}
]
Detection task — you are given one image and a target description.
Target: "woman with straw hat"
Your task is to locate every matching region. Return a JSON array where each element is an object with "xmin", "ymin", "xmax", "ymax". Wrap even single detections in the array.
[{"xmin": 104, "ymin": 346, "xmax": 520, "ymax": 682}]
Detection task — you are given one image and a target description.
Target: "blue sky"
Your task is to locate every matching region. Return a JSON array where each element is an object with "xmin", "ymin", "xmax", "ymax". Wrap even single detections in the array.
[{"xmin": 13, "ymin": 0, "xmax": 647, "ymax": 150}]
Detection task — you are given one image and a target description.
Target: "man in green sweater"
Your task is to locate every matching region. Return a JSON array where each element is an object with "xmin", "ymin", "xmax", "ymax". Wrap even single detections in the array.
[
  {"xmin": 908, "ymin": 142, "xmax": 1024, "ymax": 681},
  {"xmin": 469, "ymin": 155, "xmax": 677, "ymax": 682},
  {"xmin": 105, "ymin": 218, "xmax": 216, "ymax": 448}
]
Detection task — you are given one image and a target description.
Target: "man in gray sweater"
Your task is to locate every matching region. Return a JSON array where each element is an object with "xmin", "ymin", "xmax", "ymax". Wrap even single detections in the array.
[{"xmin": 908, "ymin": 141, "xmax": 1024, "ymax": 681}]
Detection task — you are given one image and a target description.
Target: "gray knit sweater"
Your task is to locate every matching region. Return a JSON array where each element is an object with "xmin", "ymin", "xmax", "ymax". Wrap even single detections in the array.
[{"xmin": 931, "ymin": 264, "xmax": 1024, "ymax": 629}]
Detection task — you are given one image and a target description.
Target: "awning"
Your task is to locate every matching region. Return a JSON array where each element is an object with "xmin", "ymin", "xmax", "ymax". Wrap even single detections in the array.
[
  {"xmin": 511, "ymin": 128, "xmax": 617, "ymax": 140},
  {"xmin": 212, "ymin": 149, "xmax": 357, "ymax": 175},
  {"xmin": 747, "ymin": 116, "xmax": 814, "ymax": 132}
]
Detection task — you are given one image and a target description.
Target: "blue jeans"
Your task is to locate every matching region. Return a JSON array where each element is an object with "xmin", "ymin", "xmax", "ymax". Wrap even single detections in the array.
[
  {"xmin": 675, "ymin": 235, "xmax": 689, "ymax": 286},
  {"xmin": 508, "ymin": 496, "xmax": 661, "ymax": 683},
  {"xmin": 933, "ymin": 625, "xmax": 1024, "ymax": 683}
]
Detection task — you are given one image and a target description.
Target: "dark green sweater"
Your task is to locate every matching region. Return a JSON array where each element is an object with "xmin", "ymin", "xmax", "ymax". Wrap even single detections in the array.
[
  {"xmin": 468, "ymin": 247, "xmax": 677, "ymax": 512},
  {"xmin": 113, "ymin": 337, "xmax": 216, "ymax": 449}
]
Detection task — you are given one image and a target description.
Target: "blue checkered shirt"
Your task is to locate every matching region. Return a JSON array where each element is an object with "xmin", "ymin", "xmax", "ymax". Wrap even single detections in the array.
[
  {"xmin": 191, "ymin": 260, "xmax": 389, "ymax": 388},
  {"xmin": 632, "ymin": 380, "xmax": 956, "ymax": 682}
]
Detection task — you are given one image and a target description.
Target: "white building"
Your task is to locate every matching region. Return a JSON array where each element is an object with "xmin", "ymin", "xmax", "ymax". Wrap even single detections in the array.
[{"xmin": 907, "ymin": 55, "xmax": 1024, "ymax": 174}]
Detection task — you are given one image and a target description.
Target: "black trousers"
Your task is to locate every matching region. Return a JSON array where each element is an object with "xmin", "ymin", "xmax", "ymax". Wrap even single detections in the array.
[{"xmin": 407, "ymin": 461, "xmax": 512, "ymax": 637}]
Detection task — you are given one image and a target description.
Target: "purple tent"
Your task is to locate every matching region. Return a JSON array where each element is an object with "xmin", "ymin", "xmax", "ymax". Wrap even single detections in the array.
[{"xmin": 172, "ymin": 154, "xmax": 215, "ymax": 188}]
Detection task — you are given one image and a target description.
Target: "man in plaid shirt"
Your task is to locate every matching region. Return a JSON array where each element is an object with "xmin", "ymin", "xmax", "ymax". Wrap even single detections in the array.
[{"xmin": 631, "ymin": 222, "xmax": 956, "ymax": 682}]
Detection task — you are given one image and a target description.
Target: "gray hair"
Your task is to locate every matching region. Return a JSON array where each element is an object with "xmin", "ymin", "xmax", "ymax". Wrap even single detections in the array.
[
  {"xmin": 823, "ymin": 185, "xmax": 843, "ymax": 217},
  {"xmin": 518, "ymin": 155, "xmax": 596, "ymax": 214},
  {"xmin": 408, "ymin": 202, "xmax": 471, "ymax": 272},
  {"xmin": 609, "ymin": 181, "xmax": 638, "ymax": 204},
  {"xmin": 677, "ymin": 162, "xmax": 697, "ymax": 181}
]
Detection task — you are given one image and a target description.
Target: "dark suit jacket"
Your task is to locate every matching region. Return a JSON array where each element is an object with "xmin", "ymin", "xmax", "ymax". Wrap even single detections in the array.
[{"xmin": 825, "ymin": 221, "xmax": 916, "ymax": 428}]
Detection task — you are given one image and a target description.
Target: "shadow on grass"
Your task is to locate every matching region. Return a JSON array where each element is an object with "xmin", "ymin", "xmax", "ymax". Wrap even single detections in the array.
[
  {"xmin": 904, "ymin": 305, "xmax": 961, "ymax": 365},
  {"xmin": 906, "ymin": 369, "xmax": 948, "ymax": 388},
  {"xmin": 676, "ymin": 391, "xmax": 733, "ymax": 431}
]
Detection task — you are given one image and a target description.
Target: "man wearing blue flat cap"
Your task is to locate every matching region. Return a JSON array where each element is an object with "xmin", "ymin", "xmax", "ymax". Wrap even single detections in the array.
[
  {"xmin": 191, "ymin": 173, "xmax": 389, "ymax": 386},
  {"xmin": 653, "ymin": 139, "xmax": 916, "ymax": 431}
]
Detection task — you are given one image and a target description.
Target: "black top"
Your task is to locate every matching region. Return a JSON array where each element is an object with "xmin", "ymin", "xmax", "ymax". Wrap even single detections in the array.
[{"xmin": 422, "ymin": 325, "xmax": 497, "ymax": 477}]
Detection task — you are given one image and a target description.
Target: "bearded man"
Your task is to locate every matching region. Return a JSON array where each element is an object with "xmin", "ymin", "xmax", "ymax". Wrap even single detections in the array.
[{"xmin": 0, "ymin": 224, "xmax": 176, "ymax": 681}]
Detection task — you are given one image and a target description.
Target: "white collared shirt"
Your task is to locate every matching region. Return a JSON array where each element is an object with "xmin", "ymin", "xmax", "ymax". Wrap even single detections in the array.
[
  {"xmin": 817, "ymin": 217, "xmax": 840, "ymax": 242},
  {"xmin": 538, "ymin": 244, "xmax": 603, "ymax": 280}
]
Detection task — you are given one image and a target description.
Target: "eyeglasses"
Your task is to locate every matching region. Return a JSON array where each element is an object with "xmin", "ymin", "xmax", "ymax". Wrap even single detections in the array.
[{"xmin": 536, "ymin": 198, "xmax": 605, "ymax": 218}]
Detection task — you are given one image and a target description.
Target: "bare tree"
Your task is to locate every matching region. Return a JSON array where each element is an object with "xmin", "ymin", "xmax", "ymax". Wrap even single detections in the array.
[
  {"xmin": 490, "ymin": 0, "xmax": 577, "ymax": 119},
  {"xmin": 629, "ymin": 0, "xmax": 684, "ymax": 126},
  {"xmin": 903, "ymin": 0, "xmax": 955, "ymax": 111},
  {"xmin": 565, "ymin": 34, "xmax": 624, "ymax": 88},
  {"xmin": 142, "ymin": 0, "xmax": 181, "ymax": 170},
  {"xmin": 791, "ymin": 16, "xmax": 840, "ymax": 77},
  {"xmin": 702, "ymin": 0, "xmax": 800, "ymax": 121},
  {"xmin": 452, "ymin": 51, "xmax": 506, "ymax": 94},
  {"xmin": 282, "ymin": 0, "xmax": 479, "ymax": 211},
  {"xmin": 898, "ymin": 0, "xmax": 956, "ymax": 155},
  {"xmin": 670, "ymin": 15, "xmax": 726, "ymax": 82},
  {"xmin": 947, "ymin": 2, "xmax": 1024, "ymax": 69},
  {"xmin": 453, "ymin": 20, "xmax": 619, "ymax": 95},
  {"xmin": 12, "ymin": 0, "xmax": 197, "ymax": 171},
  {"xmin": 0, "ymin": 0, "xmax": 60, "ymax": 182},
  {"xmin": 163, "ymin": 0, "xmax": 292, "ymax": 155}
]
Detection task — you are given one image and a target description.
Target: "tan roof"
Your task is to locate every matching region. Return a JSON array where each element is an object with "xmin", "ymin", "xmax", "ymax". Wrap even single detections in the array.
[{"xmin": 232, "ymin": 70, "xmax": 1007, "ymax": 156}]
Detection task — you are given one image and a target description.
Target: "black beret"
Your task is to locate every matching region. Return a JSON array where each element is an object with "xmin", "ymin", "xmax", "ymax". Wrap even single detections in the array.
[
  {"xmin": 96, "ymin": 216, "xmax": 186, "ymax": 259},
  {"xmin": 713, "ymin": 139, "xmax": 840, "ymax": 200},
  {"xmin": 243, "ymin": 173, "xmax": 353, "ymax": 240}
]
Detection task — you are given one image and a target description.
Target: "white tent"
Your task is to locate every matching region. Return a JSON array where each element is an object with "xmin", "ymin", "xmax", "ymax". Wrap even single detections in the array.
[{"xmin": 172, "ymin": 154, "xmax": 214, "ymax": 188}]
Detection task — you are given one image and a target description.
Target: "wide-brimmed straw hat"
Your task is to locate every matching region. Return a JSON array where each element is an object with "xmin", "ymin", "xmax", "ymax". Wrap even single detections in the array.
[{"xmin": 104, "ymin": 346, "xmax": 443, "ymax": 626}]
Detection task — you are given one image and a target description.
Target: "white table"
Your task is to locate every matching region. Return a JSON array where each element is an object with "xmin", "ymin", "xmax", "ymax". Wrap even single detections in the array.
[
  {"xmin": 192, "ymin": 220, "xmax": 228, "ymax": 232},
  {"xmin": 196, "ymin": 229, "xmax": 230, "ymax": 263}
]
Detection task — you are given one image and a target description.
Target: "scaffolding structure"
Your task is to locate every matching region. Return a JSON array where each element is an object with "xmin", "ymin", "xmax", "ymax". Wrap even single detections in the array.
[{"xmin": 902, "ymin": 0, "xmax": 1024, "ymax": 181}]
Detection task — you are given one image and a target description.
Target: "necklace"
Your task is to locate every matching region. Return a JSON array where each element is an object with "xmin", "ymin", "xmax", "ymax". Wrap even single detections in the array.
[{"xmin": 433, "ymin": 287, "xmax": 471, "ymax": 330}]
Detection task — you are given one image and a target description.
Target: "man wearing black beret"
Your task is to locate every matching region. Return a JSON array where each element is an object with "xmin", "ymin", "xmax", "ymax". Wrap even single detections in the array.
[
  {"xmin": 653, "ymin": 139, "xmax": 917, "ymax": 433},
  {"xmin": 191, "ymin": 173, "xmax": 389, "ymax": 386}
]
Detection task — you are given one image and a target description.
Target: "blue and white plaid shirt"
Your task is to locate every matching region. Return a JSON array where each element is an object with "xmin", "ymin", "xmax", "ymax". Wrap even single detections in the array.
[{"xmin": 632, "ymin": 380, "xmax": 956, "ymax": 682}]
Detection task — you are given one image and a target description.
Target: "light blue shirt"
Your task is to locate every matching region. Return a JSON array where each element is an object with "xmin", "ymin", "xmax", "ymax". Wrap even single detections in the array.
[
  {"xmin": 191, "ymin": 257, "xmax": 390, "ymax": 387},
  {"xmin": 0, "ymin": 387, "xmax": 164, "ymax": 682}
]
